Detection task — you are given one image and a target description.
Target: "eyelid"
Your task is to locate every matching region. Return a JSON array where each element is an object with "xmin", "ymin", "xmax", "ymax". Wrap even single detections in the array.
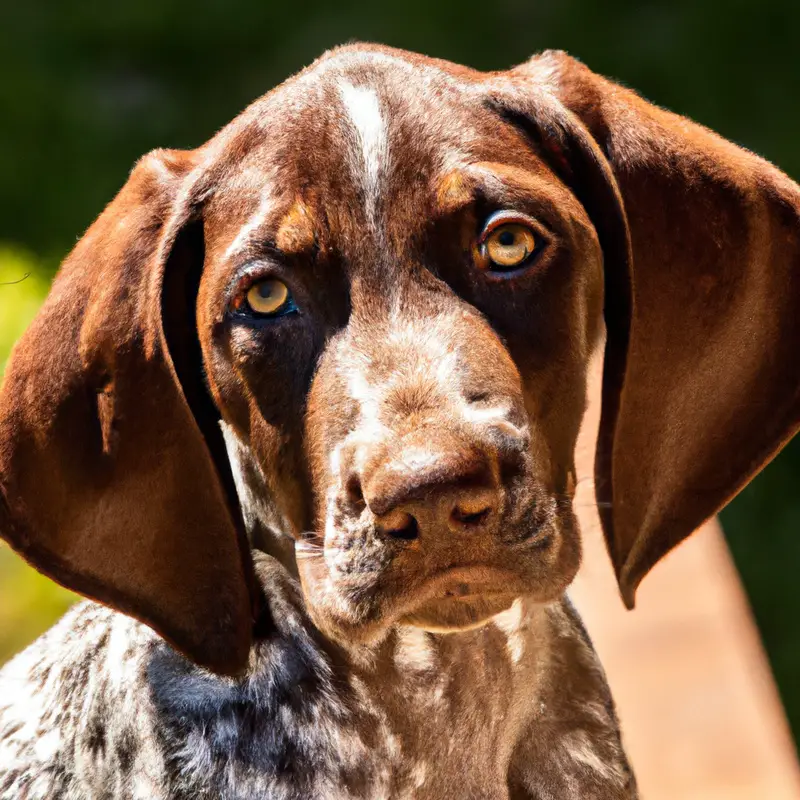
[{"xmin": 478, "ymin": 210, "xmax": 543, "ymax": 243}]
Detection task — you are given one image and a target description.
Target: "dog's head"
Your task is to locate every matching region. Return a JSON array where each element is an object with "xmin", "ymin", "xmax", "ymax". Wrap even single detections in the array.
[{"xmin": 2, "ymin": 45, "xmax": 798, "ymax": 674}]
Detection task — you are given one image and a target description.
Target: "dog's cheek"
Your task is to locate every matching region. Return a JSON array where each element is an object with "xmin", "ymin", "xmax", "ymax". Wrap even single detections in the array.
[
  {"xmin": 244, "ymin": 412, "xmax": 315, "ymax": 535},
  {"xmin": 304, "ymin": 337, "xmax": 364, "ymax": 519},
  {"xmin": 551, "ymin": 505, "xmax": 582, "ymax": 595},
  {"xmin": 295, "ymin": 532, "xmax": 395, "ymax": 645}
]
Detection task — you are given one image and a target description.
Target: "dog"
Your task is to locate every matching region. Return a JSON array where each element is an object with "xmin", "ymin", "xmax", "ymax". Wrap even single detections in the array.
[{"xmin": 1, "ymin": 43, "xmax": 798, "ymax": 799}]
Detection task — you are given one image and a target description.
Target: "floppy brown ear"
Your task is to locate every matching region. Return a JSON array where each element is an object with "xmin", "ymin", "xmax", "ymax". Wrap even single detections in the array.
[
  {"xmin": 0, "ymin": 149, "xmax": 257, "ymax": 674},
  {"xmin": 503, "ymin": 52, "xmax": 800, "ymax": 607}
]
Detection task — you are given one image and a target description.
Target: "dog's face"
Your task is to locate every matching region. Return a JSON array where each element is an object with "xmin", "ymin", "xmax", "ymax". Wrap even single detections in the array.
[
  {"xmin": 196, "ymin": 56, "xmax": 603, "ymax": 640},
  {"xmin": 2, "ymin": 45, "xmax": 799, "ymax": 674}
]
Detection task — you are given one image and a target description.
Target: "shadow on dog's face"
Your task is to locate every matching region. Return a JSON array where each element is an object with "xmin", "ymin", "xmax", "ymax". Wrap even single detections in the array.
[{"xmin": 196, "ymin": 54, "xmax": 604, "ymax": 643}]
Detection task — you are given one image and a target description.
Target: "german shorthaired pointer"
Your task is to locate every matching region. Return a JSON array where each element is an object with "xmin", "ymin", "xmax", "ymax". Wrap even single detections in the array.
[{"xmin": 1, "ymin": 44, "xmax": 799, "ymax": 799}]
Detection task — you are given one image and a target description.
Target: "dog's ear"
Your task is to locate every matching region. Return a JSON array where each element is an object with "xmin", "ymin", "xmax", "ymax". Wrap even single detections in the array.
[
  {"xmin": 0, "ymin": 149, "xmax": 257, "ymax": 674},
  {"xmin": 499, "ymin": 52, "xmax": 800, "ymax": 607}
]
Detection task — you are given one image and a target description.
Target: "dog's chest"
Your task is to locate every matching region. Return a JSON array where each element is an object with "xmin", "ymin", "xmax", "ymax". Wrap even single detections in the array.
[
  {"xmin": 0, "ymin": 575, "xmax": 630, "ymax": 800},
  {"xmin": 147, "ymin": 603, "xmax": 540, "ymax": 799}
]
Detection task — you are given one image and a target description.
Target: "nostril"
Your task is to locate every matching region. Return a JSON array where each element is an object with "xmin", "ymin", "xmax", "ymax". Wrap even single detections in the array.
[
  {"xmin": 379, "ymin": 511, "xmax": 419, "ymax": 541},
  {"xmin": 451, "ymin": 504, "xmax": 492, "ymax": 527},
  {"xmin": 466, "ymin": 389, "xmax": 492, "ymax": 404},
  {"xmin": 345, "ymin": 473, "xmax": 365, "ymax": 510}
]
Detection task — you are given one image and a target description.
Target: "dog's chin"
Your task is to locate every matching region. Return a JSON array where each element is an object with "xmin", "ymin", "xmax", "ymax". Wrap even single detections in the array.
[
  {"xmin": 298, "ymin": 559, "xmax": 576, "ymax": 646},
  {"xmin": 399, "ymin": 593, "xmax": 519, "ymax": 632},
  {"xmin": 297, "ymin": 516, "xmax": 582, "ymax": 645}
]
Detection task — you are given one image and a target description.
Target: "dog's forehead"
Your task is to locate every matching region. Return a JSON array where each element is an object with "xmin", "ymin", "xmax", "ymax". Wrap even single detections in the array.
[
  {"xmin": 204, "ymin": 47, "xmax": 519, "ymax": 250},
  {"xmin": 241, "ymin": 48, "xmax": 487, "ymax": 168},
  {"xmin": 271, "ymin": 45, "xmax": 487, "ymax": 137}
]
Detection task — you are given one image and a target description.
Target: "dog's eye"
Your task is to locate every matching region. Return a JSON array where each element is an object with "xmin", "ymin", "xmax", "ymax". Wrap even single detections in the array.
[
  {"xmin": 476, "ymin": 212, "xmax": 543, "ymax": 274},
  {"xmin": 484, "ymin": 224, "xmax": 536, "ymax": 268},
  {"xmin": 236, "ymin": 278, "xmax": 292, "ymax": 317}
]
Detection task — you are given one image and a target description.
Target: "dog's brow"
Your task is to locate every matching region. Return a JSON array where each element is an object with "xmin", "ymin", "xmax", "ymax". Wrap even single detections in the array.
[
  {"xmin": 435, "ymin": 170, "xmax": 477, "ymax": 214},
  {"xmin": 275, "ymin": 202, "xmax": 316, "ymax": 255},
  {"xmin": 223, "ymin": 188, "xmax": 278, "ymax": 262}
]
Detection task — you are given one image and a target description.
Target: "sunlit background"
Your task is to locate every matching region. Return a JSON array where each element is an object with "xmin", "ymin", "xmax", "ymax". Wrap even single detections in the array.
[{"xmin": 1, "ymin": 0, "xmax": 799, "ymax": 750}]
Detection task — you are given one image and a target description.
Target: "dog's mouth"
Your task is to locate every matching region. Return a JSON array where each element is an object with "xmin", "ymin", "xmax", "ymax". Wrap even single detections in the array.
[
  {"xmin": 294, "ymin": 502, "xmax": 580, "ymax": 645},
  {"xmin": 398, "ymin": 568, "xmax": 523, "ymax": 632}
]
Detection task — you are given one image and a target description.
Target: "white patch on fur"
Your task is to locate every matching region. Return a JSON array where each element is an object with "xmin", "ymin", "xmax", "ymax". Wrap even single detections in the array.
[
  {"xmin": 522, "ymin": 52, "xmax": 562, "ymax": 95},
  {"xmin": 494, "ymin": 598, "xmax": 525, "ymax": 664},
  {"xmin": 0, "ymin": 653, "xmax": 51, "ymax": 776},
  {"xmin": 223, "ymin": 188, "xmax": 275, "ymax": 261},
  {"xmin": 338, "ymin": 82, "xmax": 387, "ymax": 224},
  {"xmin": 395, "ymin": 627, "xmax": 436, "ymax": 672},
  {"xmin": 394, "ymin": 447, "xmax": 441, "ymax": 474},
  {"xmin": 346, "ymin": 369, "xmax": 386, "ymax": 453},
  {"xmin": 141, "ymin": 150, "xmax": 176, "ymax": 183},
  {"xmin": 562, "ymin": 730, "xmax": 625, "ymax": 784},
  {"xmin": 461, "ymin": 401, "xmax": 529, "ymax": 442},
  {"xmin": 430, "ymin": 675, "xmax": 448, "ymax": 706},
  {"xmin": 132, "ymin": 772, "xmax": 165, "ymax": 800},
  {"xmin": 460, "ymin": 403, "xmax": 509, "ymax": 424},
  {"xmin": 105, "ymin": 614, "xmax": 138, "ymax": 689},
  {"xmin": 383, "ymin": 724, "xmax": 403, "ymax": 761},
  {"xmin": 439, "ymin": 149, "xmax": 471, "ymax": 174}
]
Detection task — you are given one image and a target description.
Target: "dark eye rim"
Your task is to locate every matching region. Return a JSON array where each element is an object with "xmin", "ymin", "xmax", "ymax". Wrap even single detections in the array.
[{"xmin": 475, "ymin": 210, "xmax": 548, "ymax": 277}]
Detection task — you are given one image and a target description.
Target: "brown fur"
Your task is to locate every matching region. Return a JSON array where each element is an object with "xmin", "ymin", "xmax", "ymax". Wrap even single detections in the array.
[{"xmin": 0, "ymin": 43, "xmax": 798, "ymax": 795}]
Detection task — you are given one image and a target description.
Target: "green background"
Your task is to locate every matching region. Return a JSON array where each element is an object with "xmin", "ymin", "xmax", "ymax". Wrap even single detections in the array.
[{"xmin": 1, "ymin": 0, "xmax": 799, "ymax": 747}]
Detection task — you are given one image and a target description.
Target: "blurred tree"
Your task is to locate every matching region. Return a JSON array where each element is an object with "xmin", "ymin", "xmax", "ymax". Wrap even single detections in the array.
[{"xmin": 1, "ymin": 0, "xmax": 798, "ymax": 745}]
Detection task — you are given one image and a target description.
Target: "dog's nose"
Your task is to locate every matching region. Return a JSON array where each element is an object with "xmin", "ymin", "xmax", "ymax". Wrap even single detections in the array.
[{"xmin": 358, "ymin": 432, "xmax": 500, "ymax": 541}]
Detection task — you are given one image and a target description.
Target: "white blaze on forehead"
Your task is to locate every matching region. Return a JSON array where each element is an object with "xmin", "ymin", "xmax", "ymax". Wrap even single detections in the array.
[{"xmin": 338, "ymin": 81, "xmax": 387, "ymax": 222}]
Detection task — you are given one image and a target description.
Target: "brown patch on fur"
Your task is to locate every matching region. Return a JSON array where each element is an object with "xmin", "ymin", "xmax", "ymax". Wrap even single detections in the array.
[
  {"xmin": 435, "ymin": 170, "xmax": 475, "ymax": 214},
  {"xmin": 275, "ymin": 201, "xmax": 316, "ymax": 255}
]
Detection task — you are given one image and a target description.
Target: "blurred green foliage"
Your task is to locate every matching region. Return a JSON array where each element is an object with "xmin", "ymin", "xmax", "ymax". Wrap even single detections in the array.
[
  {"xmin": 0, "ymin": 0, "xmax": 799, "ymax": 744},
  {"xmin": 0, "ymin": 249, "xmax": 76, "ymax": 664}
]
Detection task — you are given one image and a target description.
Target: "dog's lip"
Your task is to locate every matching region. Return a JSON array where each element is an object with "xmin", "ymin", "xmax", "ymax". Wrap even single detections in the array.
[{"xmin": 420, "ymin": 564, "xmax": 525, "ymax": 599}]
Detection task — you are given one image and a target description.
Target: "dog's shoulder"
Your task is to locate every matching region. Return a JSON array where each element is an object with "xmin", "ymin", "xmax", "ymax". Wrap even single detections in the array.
[
  {"xmin": 0, "ymin": 562, "xmax": 635, "ymax": 799},
  {"xmin": 0, "ymin": 557, "xmax": 369, "ymax": 799},
  {"xmin": 0, "ymin": 600, "xmax": 169, "ymax": 799}
]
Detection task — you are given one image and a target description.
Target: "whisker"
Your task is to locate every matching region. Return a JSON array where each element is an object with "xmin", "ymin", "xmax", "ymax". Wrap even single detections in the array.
[
  {"xmin": 294, "ymin": 532, "xmax": 325, "ymax": 558},
  {"xmin": 295, "ymin": 544, "xmax": 324, "ymax": 553},
  {"xmin": 296, "ymin": 531, "xmax": 324, "ymax": 546},
  {"xmin": 553, "ymin": 493, "xmax": 613, "ymax": 511}
]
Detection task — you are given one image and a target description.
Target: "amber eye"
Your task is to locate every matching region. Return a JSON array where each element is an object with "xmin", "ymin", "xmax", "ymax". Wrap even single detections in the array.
[
  {"xmin": 243, "ymin": 278, "xmax": 293, "ymax": 316},
  {"xmin": 483, "ymin": 223, "xmax": 537, "ymax": 270}
]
